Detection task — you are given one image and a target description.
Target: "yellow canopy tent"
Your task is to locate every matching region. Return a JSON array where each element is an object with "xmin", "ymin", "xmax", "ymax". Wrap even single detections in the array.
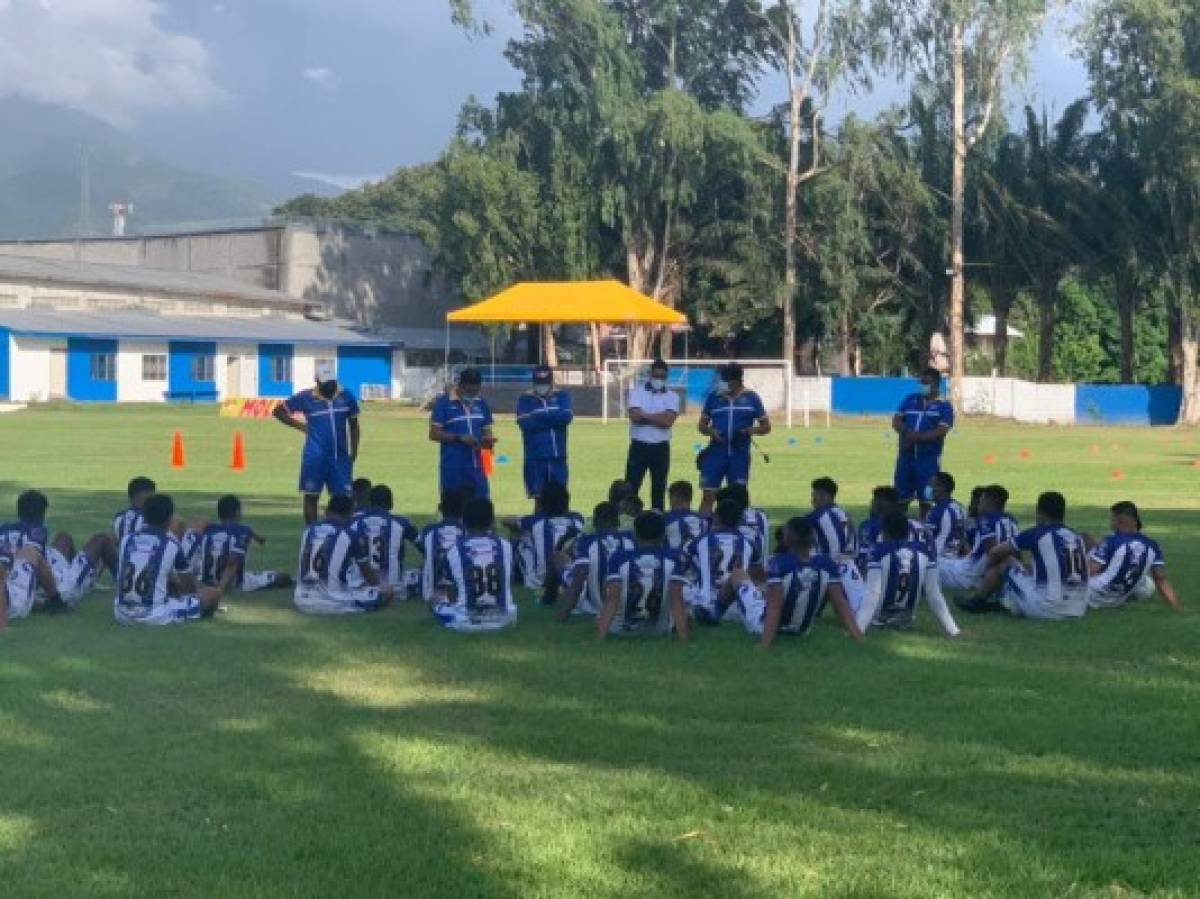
[{"xmin": 446, "ymin": 280, "xmax": 686, "ymax": 325}]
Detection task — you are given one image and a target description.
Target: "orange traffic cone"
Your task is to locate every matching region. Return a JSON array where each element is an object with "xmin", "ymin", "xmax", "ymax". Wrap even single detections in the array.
[
  {"xmin": 171, "ymin": 431, "xmax": 186, "ymax": 469},
  {"xmin": 231, "ymin": 431, "xmax": 247, "ymax": 472},
  {"xmin": 482, "ymin": 447, "xmax": 496, "ymax": 478}
]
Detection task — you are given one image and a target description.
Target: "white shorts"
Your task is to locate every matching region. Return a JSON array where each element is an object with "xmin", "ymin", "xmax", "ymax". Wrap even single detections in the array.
[
  {"xmin": 1003, "ymin": 569, "xmax": 1087, "ymax": 620},
  {"xmin": 5, "ymin": 560, "xmax": 39, "ymax": 620},
  {"xmin": 294, "ymin": 583, "xmax": 385, "ymax": 615},
  {"xmin": 44, "ymin": 549, "xmax": 97, "ymax": 606},
  {"xmin": 114, "ymin": 596, "xmax": 204, "ymax": 626},
  {"xmin": 684, "ymin": 583, "xmax": 744, "ymax": 623},
  {"xmin": 1087, "ymin": 575, "xmax": 1155, "ymax": 609},
  {"xmin": 939, "ymin": 555, "xmax": 984, "ymax": 593},
  {"xmin": 241, "ymin": 570, "xmax": 280, "ymax": 593},
  {"xmin": 736, "ymin": 583, "xmax": 766, "ymax": 636},
  {"xmin": 839, "ymin": 562, "xmax": 865, "ymax": 613},
  {"xmin": 431, "ymin": 601, "xmax": 518, "ymax": 633}
]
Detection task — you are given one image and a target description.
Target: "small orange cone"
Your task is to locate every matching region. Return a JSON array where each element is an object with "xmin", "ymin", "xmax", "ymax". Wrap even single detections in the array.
[
  {"xmin": 1019, "ymin": 448, "xmax": 1031, "ymax": 460},
  {"xmin": 171, "ymin": 431, "xmax": 186, "ymax": 469},
  {"xmin": 481, "ymin": 447, "xmax": 496, "ymax": 478},
  {"xmin": 231, "ymin": 431, "xmax": 247, "ymax": 472},
  {"xmin": 1191, "ymin": 458, "xmax": 1200, "ymax": 469},
  {"xmin": 983, "ymin": 453, "xmax": 996, "ymax": 465},
  {"xmin": 1112, "ymin": 469, "xmax": 1125, "ymax": 481}
]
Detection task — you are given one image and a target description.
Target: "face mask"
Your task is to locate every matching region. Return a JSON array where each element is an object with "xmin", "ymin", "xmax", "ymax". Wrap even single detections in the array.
[
  {"xmin": 715, "ymin": 380, "xmax": 730, "ymax": 397},
  {"xmin": 317, "ymin": 379, "xmax": 338, "ymax": 400},
  {"xmin": 458, "ymin": 387, "xmax": 479, "ymax": 401},
  {"xmin": 650, "ymin": 377, "xmax": 666, "ymax": 390},
  {"xmin": 922, "ymin": 485, "xmax": 934, "ymax": 503},
  {"xmin": 533, "ymin": 384, "xmax": 552, "ymax": 397},
  {"xmin": 925, "ymin": 382, "xmax": 938, "ymax": 397}
]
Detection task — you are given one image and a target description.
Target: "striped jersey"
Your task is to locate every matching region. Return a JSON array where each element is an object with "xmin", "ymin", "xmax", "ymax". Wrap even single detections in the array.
[
  {"xmin": 445, "ymin": 534, "xmax": 515, "ymax": 619},
  {"xmin": 925, "ymin": 500, "xmax": 968, "ymax": 558},
  {"xmin": 808, "ymin": 504, "xmax": 855, "ymax": 560},
  {"xmin": 0, "ymin": 520, "xmax": 49, "ymax": 555},
  {"xmin": 112, "ymin": 506, "xmax": 145, "ymax": 545},
  {"xmin": 192, "ymin": 523, "xmax": 252, "ymax": 588},
  {"xmin": 686, "ymin": 529, "xmax": 762, "ymax": 599},
  {"xmin": 740, "ymin": 506, "xmax": 770, "ymax": 548},
  {"xmin": 856, "ymin": 517, "xmax": 931, "ymax": 571},
  {"xmin": 519, "ymin": 512, "xmax": 585, "ymax": 583},
  {"xmin": 868, "ymin": 539, "xmax": 938, "ymax": 619},
  {"xmin": 419, "ymin": 520, "xmax": 465, "ymax": 601},
  {"xmin": 967, "ymin": 512, "xmax": 1020, "ymax": 563},
  {"xmin": 352, "ymin": 508, "xmax": 419, "ymax": 584},
  {"xmin": 297, "ymin": 520, "xmax": 369, "ymax": 590},
  {"xmin": 114, "ymin": 529, "xmax": 192, "ymax": 614},
  {"xmin": 1011, "ymin": 524, "xmax": 1088, "ymax": 600},
  {"xmin": 1087, "ymin": 531, "xmax": 1164, "ymax": 606},
  {"xmin": 603, "ymin": 546, "xmax": 687, "ymax": 635},
  {"xmin": 764, "ymin": 552, "xmax": 841, "ymax": 636},
  {"xmin": 664, "ymin": 510, "xmax": 707, "ymax": 551},
  {"xmin": 571, "ymin": 530, "xmax": 636, "ymax": 615}
]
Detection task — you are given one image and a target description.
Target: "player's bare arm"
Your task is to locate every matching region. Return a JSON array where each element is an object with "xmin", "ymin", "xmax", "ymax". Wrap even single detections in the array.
[
  {"xmin": 747, "ymin": 415, "xmax": 772, "ymax": 437},
  {"xmin": 828, "ymin": 583, "xmax": 865, "ymax": 642},
  {"xmin": 640, "ymin": 409, "xmax": 677, "ymax": 428},
  {"xmin": 756, "ymin": 583, "xmax": 785, "ymax": 649},
  {"xmin": 908, "ymin": 424, "xmax": 951, "ymax": 445},
  {"xmin": 273, "ymin": 404, "xmax": 308, "ymax": 435},
  {"xmin": 555, "ymin": 566, "xmax": 588, "ymax": 622},
  {"xmin": 0, "ymin": 560, "xmax": 9, "ymax": 631},
  {"xmin": 669, "ymin": 582, "xmax": 689, "ymax": 643},
  {"xmin": 596, "ymin": 581, "xmax": 621, "ymax": 640},
  {"xmin": 1151, "ymin": 567, "xmax": 1181, "ymax": 611},
  {"xmin": 349, "ymin": 417, "xmax": 361, "ymax": 461}
]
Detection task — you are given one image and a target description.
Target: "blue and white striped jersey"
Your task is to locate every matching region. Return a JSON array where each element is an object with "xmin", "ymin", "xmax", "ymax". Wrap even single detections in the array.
[
  {"xmin": 686, "ymin": 529, "xmax": 761, "ymax": 598},
  {"xmin": 0, "ymin": 520, "xmax": 49, "ymax": 555},
  {"xmin": 1087, "ymin": 532, "xmax": 1164, "ymax": 605},
  {"xmin": 765, "ymin": 552, "xmax": 841, "ymax": 636},
  {"xmin": 419, "ymin": 520, "xmax": 465, "ymax": 601},
  {"xmin": 967, "ymin": 513, "xmax": 1020, "ymax": 562},
  {"xmin": 353, "ymin": 508, "xmax": 419, "ymax": 583},
  {"xmin": 664, "ymin": 510, "xmax": 707, "ymax": 551},
  {"xmin": 112, "ymin": 506, "xmax": 145, "ymax": 545},
  {"xmin": 808, "ymin": 504, "xmax": 855, "ymax": 560},
  {"xmin": 861, "ymin": 540, "xmax": 960, "ymax": 635},
  {"xmin": 856, "ymin": 517, "xmax": 931, "ymax": 571},
  {"xmin": 604, "ymin": 547, "xmax": 687, "ymax": 635},
  {"xmin": 1011, "ymin": 524, "xmax": 1088, "ymax": 599},
  {"xmin": 519, "ymin": 512, "xmax": 585, "ymax": 583},
  {"xmin": 297, "ymin": 520, "xmax": 370, "ymax": 590},
  {"xmin": 572, "ymin": 530, "xmax": 636, "ymax": 614},
  {"xmin": 925, "ymin": 500, "xmax": 967, "ymax": 558},
  {"xmin": 740, "ymin": 506, "xmax": 770, "ymax": 549},
  {"xmin": 192, "ymin": 523, "xmax": 252, "ymax": 587},
  {"xmin": 445, "ymin": 534, "xmax": 515, "ymax": 618},
  {"xmin": 114, "ymin": 529, "xmax": 192, "ymax": 613}
]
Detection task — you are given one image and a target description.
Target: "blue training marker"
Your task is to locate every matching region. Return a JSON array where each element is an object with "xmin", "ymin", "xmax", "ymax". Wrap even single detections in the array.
[
  {"xmin": 497, "ymin": 455, "xmax": 510, "ymax": 465},
  {"xmin": 787, "ymin": 436, "xmax": 798, "ymax": 446},
  {"xmin": 814, "ymin": 436, "xmax": 823, "ymax": 445}
]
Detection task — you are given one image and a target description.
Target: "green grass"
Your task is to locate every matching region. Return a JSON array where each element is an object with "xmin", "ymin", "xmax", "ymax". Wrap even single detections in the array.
[{"xmin": 1, "ymin": 404, "xmax": 1199, "ymax": 898}]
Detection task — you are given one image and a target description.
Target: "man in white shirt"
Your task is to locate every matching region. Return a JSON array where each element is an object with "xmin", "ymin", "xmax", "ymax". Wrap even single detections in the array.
[{"xmin": 625, "ymin": 358, "xmax": 680, "ymax": 511}]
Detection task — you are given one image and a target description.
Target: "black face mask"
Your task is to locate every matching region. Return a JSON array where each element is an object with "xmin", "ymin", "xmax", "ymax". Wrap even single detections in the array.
[{"xmin": 317, "ymin": 379, "xmax": 339, "ymax": 400}]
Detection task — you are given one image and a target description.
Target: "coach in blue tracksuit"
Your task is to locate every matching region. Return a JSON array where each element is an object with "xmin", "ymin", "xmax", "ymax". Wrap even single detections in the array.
[
  {"xmin": 697, "ymin": 362, "xmax": 771, "ymax": 516},
  {"xmin": 516, "ymin": 365, "xmax": 573, "ymax": 500},
  {"xmin": 274, "ymin": 377, "xmax": 361, "ymax": 525},
  {"xmin": 892, "ymin": 366, "xmax": 955, "ymax": 515},
  {"xmin": 429, "ymin": 368, "xmax": 496, "ymax": 500}
]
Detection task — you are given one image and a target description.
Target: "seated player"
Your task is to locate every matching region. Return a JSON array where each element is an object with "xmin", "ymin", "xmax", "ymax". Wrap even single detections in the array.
[
  {"xmin": 434, "ymin": 497, "xmax": 518, "ymax": 632},
  {"xmin": 353, "ymin": 484, "xmax": 419, "ymax": 593},
  {"xmin": 597, "ymin": 511, "xmax": 690, "ymax": 641},
  {"xmin": 1086, "ymin": 501, "xmax": 1180, "ymax": 611},
  {"xmin": 293, "ymin": 495, "xmax": 393, "ymax": 615},
  {"xmin": 925, "ymin": 471, "xmax": 967, "ymax": 559},
  {"xmin": 352, "ymin": 477, "xmax": 373, "ymax": 513},
  {"xmin": 856, "ymin": 511, "xmax": 961, "ymax": 635},
  {"xmin": 419, "ymin": 489, "xmax": 467, "ymax": 603},
  {"xmin": 963, "ymin": 485, "xmax": 986, "ymax": 549},
  {"xmin": 945, "ymin": 485, "xmax": 1019, "ymax": 600},
  {"xmin": 967, "ymin": 491, "xmax": 1087, "ymax": 620},
  {"xmin": 112, "ymin": 476, "xmax": 156, "ymax": 545},
  {"xmin": 719, "ymin": 483, "xmax": 769, "ymax": 549},
  {"xmin": 664, "ymin": 481, "xmax": 707, "ymax": 550},
  {"xmin": 0, "ymin": 554, "xmax": 9, "ymax": 630},
  {"xmin": 557, "ymin": 502, "xmax": 635, "ymax": 619},
  {"xmin": 1, "ymin": 490, "xmax": 116, "ymax": 616},
  {"xmin": 507, "ymin": 482, "xmax": 584, "ymax": 602},
  {"xmin": 685, "ymin": 498, "xmax": 764, "ymax": 625},
  {"xmin": 191, "ymin": 495, "xmax": 291, "ymax": 593},
  {"xmin": 733, "ymin": 517, "xmax": 863, "ymax": 648},
  {"xmin": 113, "ymin": 493, "xmax": 222, "ymax": 625},
  {"xmin": 806, "ymin": 476, "xmax": 865, "ymax": 612},
  {"xmin": 856, "ymin": 486, "xmax": 929, "ymax": 574}
]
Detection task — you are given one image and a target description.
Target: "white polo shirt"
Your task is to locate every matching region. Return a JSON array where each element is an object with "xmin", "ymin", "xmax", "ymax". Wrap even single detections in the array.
[{"xmin": 628, "ymin": 382, "xmax": 679, "ymax": 444}]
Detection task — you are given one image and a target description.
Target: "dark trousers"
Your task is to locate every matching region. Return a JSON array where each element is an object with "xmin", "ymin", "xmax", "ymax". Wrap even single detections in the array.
[{"xmin": 625, "ymin": 439, "xmax": 671, "ymax": 511}]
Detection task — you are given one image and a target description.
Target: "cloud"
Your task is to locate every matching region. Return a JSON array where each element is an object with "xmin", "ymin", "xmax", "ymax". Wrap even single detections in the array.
[
  {"xmin": 0, "ymin": 0, "xmax": 221, "ymax": 126},
  {"xmin": 291, "ymin": 170, "xmax": 384, "ymax": 191},
  {"xmin": 302, "ymin": 66, "xmax": 335, "ymax": 87}
]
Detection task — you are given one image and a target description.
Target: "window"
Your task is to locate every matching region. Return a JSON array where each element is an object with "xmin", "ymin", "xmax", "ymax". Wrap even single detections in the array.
[
  {"xmin": 271, "ymin": 354, "xmax": 292, "ymax": 383},
  {"xmin": 90, "ymin": 353, "xmax": 116, "ymax": 382},
  {"xmin": 192, "ymin": 354, "xmax": 216, "ymax": 383},
  {"xmin": 142, "ymin": 354, "xmax": 167, "ymax": 381}
]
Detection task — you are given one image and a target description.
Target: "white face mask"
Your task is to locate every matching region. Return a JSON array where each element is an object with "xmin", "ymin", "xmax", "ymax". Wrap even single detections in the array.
[
  {"xmin": 533, "ymin": 384, "xmax": 552, "ymax": 397},
  {"xmin": 649, "ymin": 377, "xmax": 666, "ymax": 390},
  {"xmin": 715, "ymin": 380, "xmax": 731, "ymax": 397}
]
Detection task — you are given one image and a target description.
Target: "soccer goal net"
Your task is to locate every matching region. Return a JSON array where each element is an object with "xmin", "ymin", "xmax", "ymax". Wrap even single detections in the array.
[{"xmin": 601, "ymin": 359, "xmax": 800, "ymax": 427}]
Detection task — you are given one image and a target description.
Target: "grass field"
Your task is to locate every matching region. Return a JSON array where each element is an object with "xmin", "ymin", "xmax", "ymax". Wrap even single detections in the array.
[{"xmin": 1, "ymin": 404, "xmax": 1199, "ymax": 898}]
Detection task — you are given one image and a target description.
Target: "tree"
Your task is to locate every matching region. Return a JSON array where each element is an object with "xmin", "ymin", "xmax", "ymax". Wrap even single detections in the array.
[{"xmin": 882, "ymin": 0, "xmax": 1053, "ymax": 403}]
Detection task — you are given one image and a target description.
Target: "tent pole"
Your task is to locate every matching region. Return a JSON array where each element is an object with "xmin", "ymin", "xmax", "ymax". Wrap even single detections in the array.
[{"xmin": 443, "ymin": 321, "xmax": 450, "ymax": 385}]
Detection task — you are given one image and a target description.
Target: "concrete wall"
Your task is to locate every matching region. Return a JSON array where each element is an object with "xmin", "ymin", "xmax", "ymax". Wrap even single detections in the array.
[
  {"xmin": 117, "ymin": 340, "xmax": 169, "ymax": 402},
  {"xmin": 0, "ymin": 275, "xmax": 300, "ymax": 319},
  {"xmin": 10, "ymin": 335, "xmax": 63, "ymax": 402}
]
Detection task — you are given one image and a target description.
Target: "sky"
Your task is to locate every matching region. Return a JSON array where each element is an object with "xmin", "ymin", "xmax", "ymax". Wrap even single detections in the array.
[{"xmin": 0, "ymin": 0, "xmax": 1089, "ymax": 193}]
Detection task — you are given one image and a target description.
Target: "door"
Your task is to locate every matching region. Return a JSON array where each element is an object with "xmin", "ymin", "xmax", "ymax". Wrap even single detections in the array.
[
  {"xmin": 49, "ymin": 347, "xmax": 67, "ymax": 399},
  {"xmin": 226, "ymin": 355, "xmax": 242, "ymax": 397}
]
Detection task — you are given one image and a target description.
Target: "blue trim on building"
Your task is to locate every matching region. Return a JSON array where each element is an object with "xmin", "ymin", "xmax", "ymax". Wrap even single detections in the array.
[
  {"xmin": 168, "ymin": 341, "xmax": 218, "ymax": 402},
  {"xmin": 2, "ymin": 327, "xmax": 393, "ymax": 347},
  {"xmin": 0, "ymin": 327, "xmax": 9, "ymax": 399},
  {"xmin": 67, "ymin": 338, "xmax": 118, "ymax": 402},
  {"xmin": 258, "ymin": 343, "xmax": 294, "ymax": 397},
  {"xmin": 831, "ymin": 376, "xmax": 923, "ymax": 416},
  {"xmin": 1075, "ymin": 384, "xmax": 1182, "ymax": 426},
  {"xmin": 337, "ymin": 345, "xmax": 392, "ymax": 400}
]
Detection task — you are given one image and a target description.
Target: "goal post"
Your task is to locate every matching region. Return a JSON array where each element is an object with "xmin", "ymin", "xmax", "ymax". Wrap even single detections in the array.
[{"xmin": 602, "ymin": 359, "xmax": 797, "ymax": 428}]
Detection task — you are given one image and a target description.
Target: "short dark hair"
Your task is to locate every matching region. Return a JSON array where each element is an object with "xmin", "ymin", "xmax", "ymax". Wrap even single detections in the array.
[
  {"xmin": 143, "ymin": 494, "xmax": 174, "ymax": 528},
  {"xmin": 881, "ymin": 510, "xmax": 910, "ymax": 541},
  {"xmin": 921, "ymin": 367, "xmax": 941, "ymax": 381},
  {"xmin": 457, "ymin": 367, "xmax": 482, "ymax": 386},
  {"xmin": 783, "ymin": 516, "xmax": 814, "ymax": 549},
  {"xmin": 983, "ymin": 484, "xmax": 1010, "ymax": 509},
  {"xmin": 720, "ymin": 482, "xmax": 750, "ymax": 511},
  {"xmin": 1110, "ymin": 500, "xmax": 1142, "ymax": 530},
  {"xmin": 127, "ymin": 476, "xmax": 156, "ymax": 501},
  {"xmin": 714, "ymin": 498, "xmax": 742, "ymax": 528},
  {"xmin": 668, "ymin": 480, "xmax": 693, "ymax": 502},
  {"xmin": 931, "ymin": 471, "xmax": 956, "ymax": 493},
  {"xmin": 811, "ymin": 476, "xmax": 838, "ymax": 498},
  {"xmin": 719, "ymin": 362, "xmax": 744, "ymax": 383},
  {"xmin": 1037, "ymin": 491, "xmax": 1067, "ymax": 522},
  {"xmin": 352, "ymin": 477, "xmax": 372, "ymax": 495},
  {"xmin": 216, "ymin": 494, "xmax": 241, "ymax": 521},
  {"xmin": 650, "ymin": 358, "xmax": 669, "ymax": 374},
  {"xmin": 633, "ymin": 510, "xmax": 666, "ymax": 542},
  {"xmin": 608, "ymin": 480, "xmax": 633, "ymax": 503},
  {"xmin": 622, "ymin": 495, "xmax": 644, "ymax": 516},
  {"xmin": 593, "ymin": 501, "xmax": 620, "ymax": 530},
  {"xmin": 969, "ymin": 485, "xmax": 985, "ymax": 502},
  {"xmin": 368, "ymin": 484, "xmax": 394, "ymax": 510},
  {"xmin": 327, "ymin": 495, "xmax": 354, "ymax": 518},
  {"xmin": 463, "ymin": 497, "xmax": 495, "ymax": 530},
  {"xmin": 539, "ymin": 481, "xmax": 570, "ymax": 517},
  {"xmin": 440, "ymin": 489, "xmax": 467, "ymax": 519},
  {"xmin": 16, "ymin": 490, "xmax": 48, "ymax": 523},
  {"xmin": 872, "ymin": 485, "xmax": 901, "ymax": 505}
]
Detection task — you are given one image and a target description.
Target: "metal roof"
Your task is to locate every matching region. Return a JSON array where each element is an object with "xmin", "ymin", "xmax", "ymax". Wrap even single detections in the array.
[
  {"xmin": 0, "ymin": 308, "xmax": 391, "ymax": 345},
  {"xmin": 372, "ymin": 326, "xmax": 490, "ymax": 352},
  {"xmin": 0, "ymin": 253, "xmax": 306, "ymax": 309}
]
